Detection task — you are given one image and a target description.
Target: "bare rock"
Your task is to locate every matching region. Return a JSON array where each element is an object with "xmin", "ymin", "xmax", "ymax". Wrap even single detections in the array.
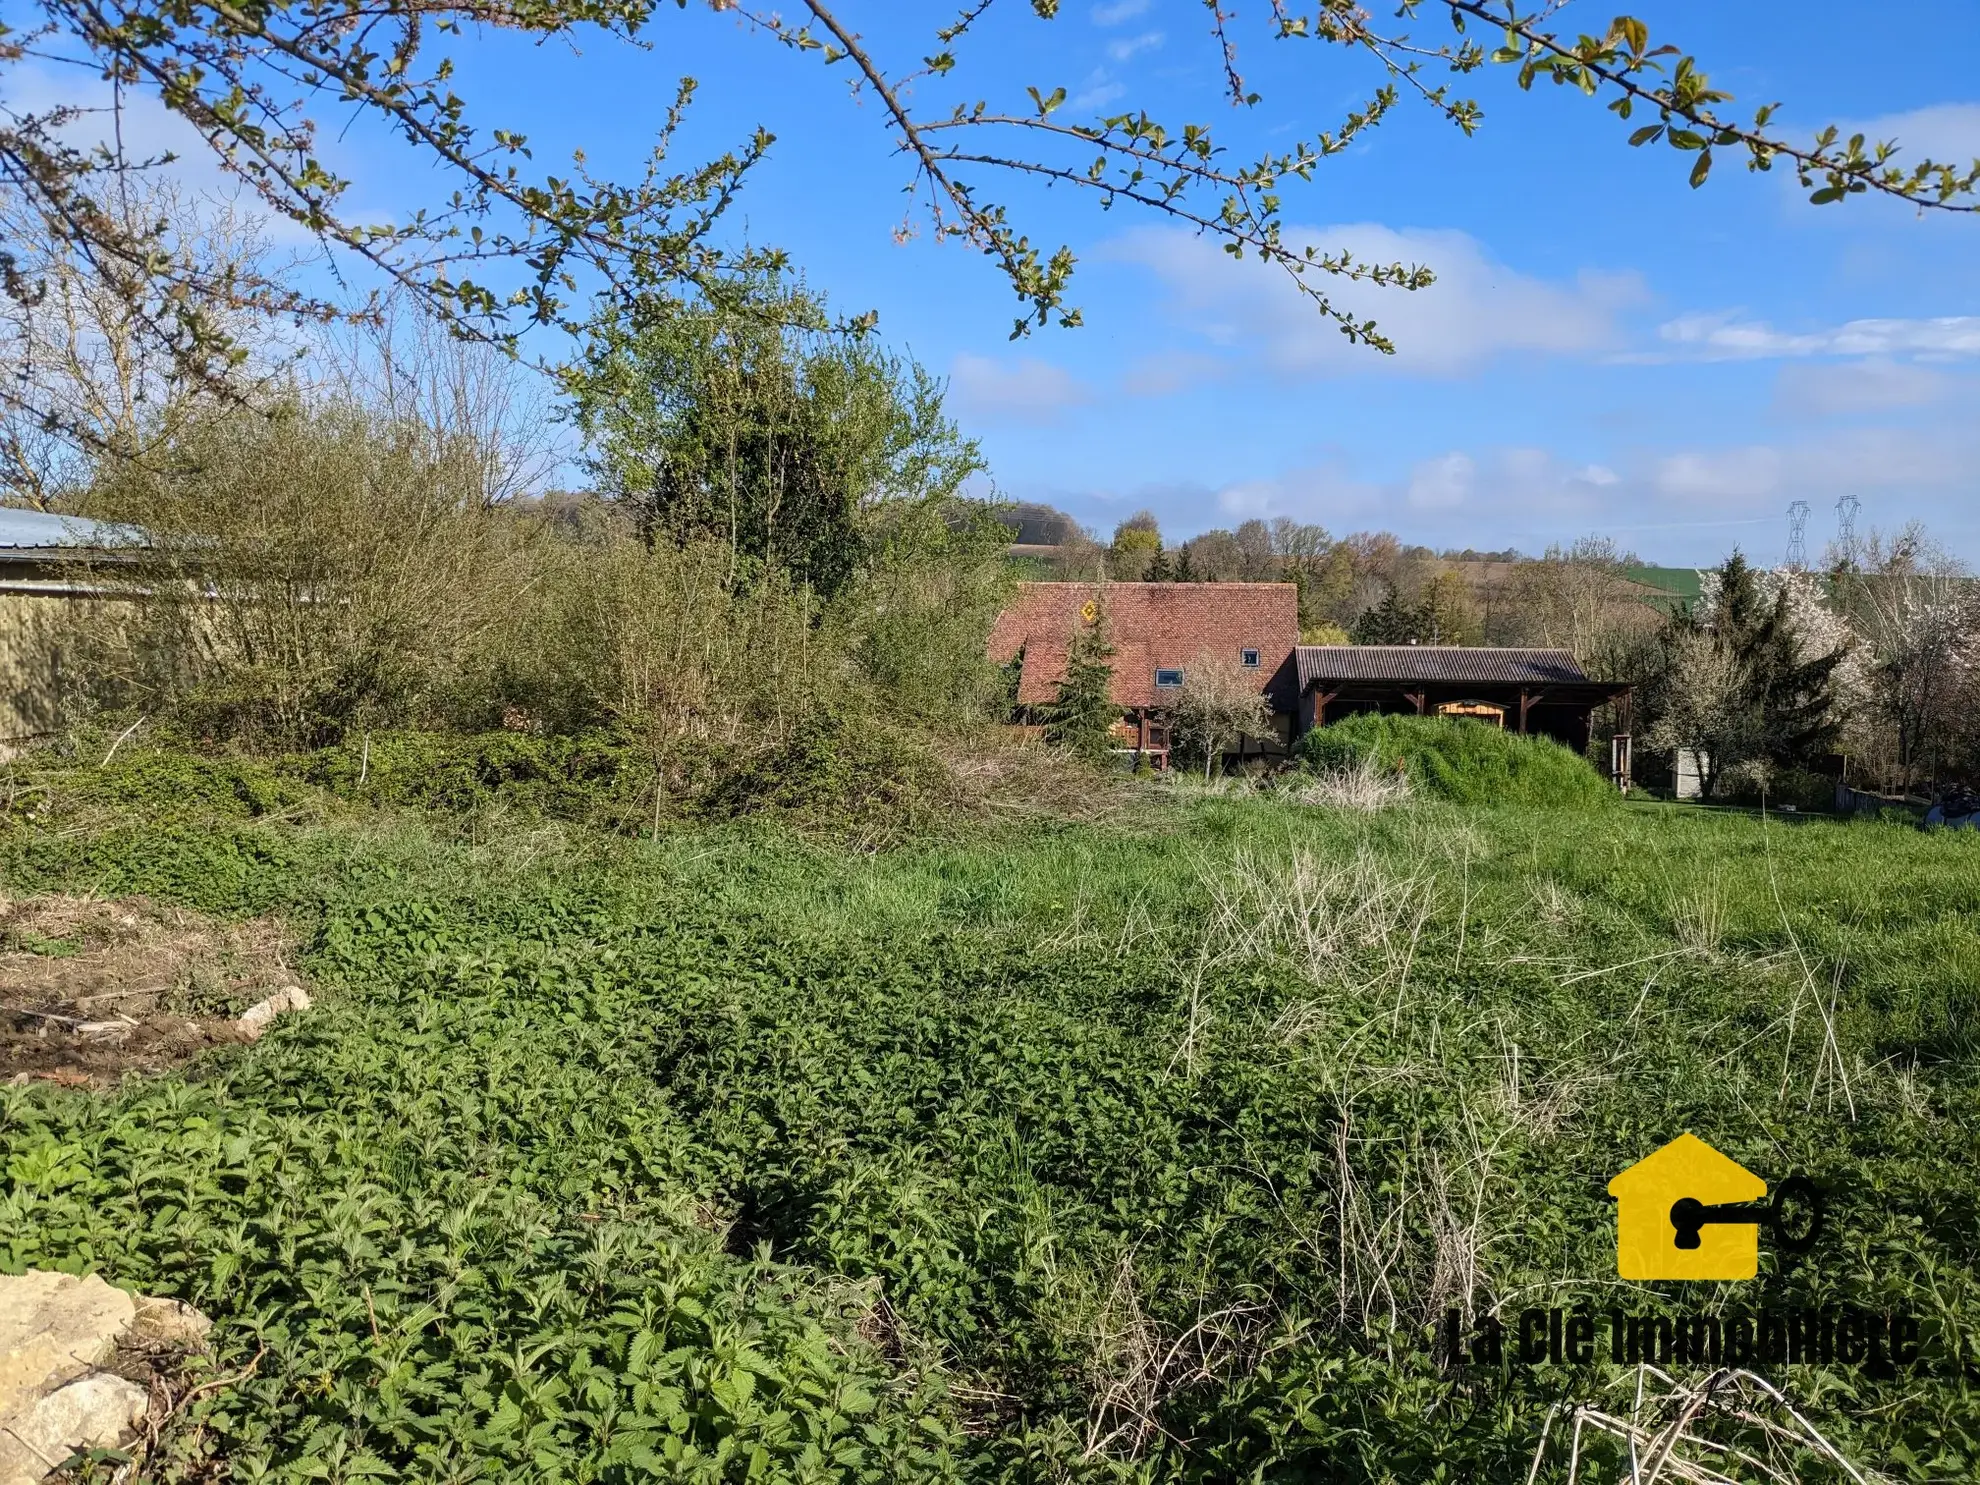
[
  {"xmin": 0, "ymin": 1374, "xmax": 149, "ymax": 1485},
  {"xmin": 0, "ymin": 1273, "xmax": 134, "ymax": 1396},
  {"xmin": 234, "ymin": 986, "xmax": 312, "ymax": 1042},
  {"xmin": 0, "ymin": 1273, "xmax": 211, "ymax": 1485},
  {"xmin": 129, "ymin": 1296, "xmax": 211, "ymax": 1351}
]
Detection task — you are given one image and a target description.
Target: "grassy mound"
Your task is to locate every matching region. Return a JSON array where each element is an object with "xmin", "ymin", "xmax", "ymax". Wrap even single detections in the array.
[{"xmin": 1295, "ymin": 712, "xmax": 1614, "ymax": 808}]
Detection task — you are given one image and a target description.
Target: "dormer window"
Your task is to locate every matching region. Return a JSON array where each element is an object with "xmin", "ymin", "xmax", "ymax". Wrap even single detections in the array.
[
  {"xmin": 1155, "ymin": 667, "xmax": 1185, "ymax": 688},
  {"xmin": 1240, "ymin": 649, "xmax": 1260, "ymax": 668}
]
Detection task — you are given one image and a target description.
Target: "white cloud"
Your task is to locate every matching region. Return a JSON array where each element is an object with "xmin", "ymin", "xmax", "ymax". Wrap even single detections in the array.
[
  {"xmin": 1114, "ymin": 223, "xmax": 1644, "ymax": 380},
  {"xmin": 1069, "ymin": 69, "xmax": 1127, "ymax": 112},
  {"xmin": 1201, "ymin": 448, "xmax": 1624, "ymax": 532},
  {"xmin": 1119, "ymin": 349, "xmax": 1230, "ymax": 397},
  {"xmin": 1774, "ymin": 359, "xmax": 1957, "ymax": 416},
  {"xmin": 1092, "ymin": 0, "xmax": 1151, "ymax": 24},
  {"xmin": 1845, "ymin": 103, "xmax": 1980, "ymax": 170},
  {"xmin": 1015, "ymin": 413, "xmax": 1980, "ymax": 559},
  {"xmin": 1648, "ymin": 427, "xmax": 1976, "ymax": 510},
  {"xmin": 949, "ymin": 353, "xmax": 1095, "ymax": 426},
  {"xmin": 1658, "ymin": 311, "xmax": 1980, "ymax": 361},
  {"xmin": 1651, "ymin": 447, "xmax": 1784, "ymax": 505},
  {"xmin": 1407, "ymin": 452, "xmax": 1474, "ymax": 512},
  {"xmin": 1106, "ymin": 31, "xmax": 1164, "ymax": 62},
  {"xmin": 1213, "ymin": 456, "xmax": 1383, "ymax": 523}
]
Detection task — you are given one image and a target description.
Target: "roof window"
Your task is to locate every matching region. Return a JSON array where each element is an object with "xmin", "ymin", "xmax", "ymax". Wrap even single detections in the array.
[
  {"xmin": 1240, "ymin": 649, "xmax": 1260, "ymax": 668},
  {"xmin": 1155, "ymin": 667, "xmax": 1185, "ymax": 688}
]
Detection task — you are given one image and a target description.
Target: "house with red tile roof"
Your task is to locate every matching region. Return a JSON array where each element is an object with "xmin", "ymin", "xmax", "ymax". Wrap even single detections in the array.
[
  {"xmin": 988, "ymin": 581, "xmax": 1634, "ymax": 779},
  {"xmin": 986, "ymin": 582, "xmax": 1301, "ymax": 764}
]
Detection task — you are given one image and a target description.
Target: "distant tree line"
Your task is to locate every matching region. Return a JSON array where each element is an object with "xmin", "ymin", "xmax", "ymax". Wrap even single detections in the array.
[{"xmin": 1002, "ymin": 507, "xmax": 1649, "ymax": 652}]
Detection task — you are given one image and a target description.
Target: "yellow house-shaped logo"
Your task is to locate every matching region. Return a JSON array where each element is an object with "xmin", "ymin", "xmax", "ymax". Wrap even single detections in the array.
[{"xmin": 1608, "ymin": 1134, "xmax": 1767, "ymax": 1280}]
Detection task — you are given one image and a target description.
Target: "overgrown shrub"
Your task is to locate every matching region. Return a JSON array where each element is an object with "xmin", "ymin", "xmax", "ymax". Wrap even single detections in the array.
[
  {"xmin": 300, "ymin": 728, "xmax": 660, "ymax": 823},
  {"xmin": 80, "ymin": 399, "xmax": 530, "ymax": 747},
  {"xmin": 694, "ymin": 711, "xmax": 955, "ymax": 843},
  {"xmin": 472, "ymin": 521, "xmax": 836, "ymax": 749},
  {"xmin": 43, "ymin": 279, "xmax": 1018, "ymax": 828},
  {"xmin": 1295, "ymin": 713, "xmax": 1614, "ymax": 808}
]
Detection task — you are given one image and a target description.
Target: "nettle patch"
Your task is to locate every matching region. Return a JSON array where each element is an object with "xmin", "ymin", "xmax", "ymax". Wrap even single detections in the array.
[{"xmin": 3, "ymin": 781, "xmax": 1980, "ymax": 1483}]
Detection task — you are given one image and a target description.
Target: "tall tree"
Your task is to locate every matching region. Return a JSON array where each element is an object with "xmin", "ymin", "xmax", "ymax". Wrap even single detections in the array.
[
  {"xmin": 1041, "ymin": 614, "xmax": 1119, "ymax": 761},
  {"xmin": 0, "ymin": 179, "xmax": 298, "ymax": 507},
  {"xmin": 1835, "ymin": 527, "xmax": 1979, "ymax": 790},
  {"xmin": 1109, "ymin": 512, "xmax": 1162, "ymax": 581},
  {"xmin": 1500, "ymin": 537, "xmax": 1653, "ymax": 670},
  {"xmin": 565, "ymin": 276, "xmax": 982, "ymax": 599},
  {"xmin": 1646, "ymin": 552, "xmax": 1844, "ymax": 797},
  {"xmin": 1351, "ymin": 588, "xmax": 1433, "ymax": 646},
  {"xmin": 1233, "ymin": 519, "xmax": 1277, "ymax": 582}
]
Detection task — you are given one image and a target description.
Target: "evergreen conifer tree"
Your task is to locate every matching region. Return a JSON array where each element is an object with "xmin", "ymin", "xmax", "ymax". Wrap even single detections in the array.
[{"xmin": 1041, "ymin": 615, "xmax": 1119, "ymax": 760}]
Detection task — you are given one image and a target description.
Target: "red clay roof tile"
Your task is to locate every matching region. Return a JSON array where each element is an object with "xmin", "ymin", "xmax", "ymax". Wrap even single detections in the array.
[{"xmin": 989, "ymin": 582, "xmax": 1300, "ymax": 710}]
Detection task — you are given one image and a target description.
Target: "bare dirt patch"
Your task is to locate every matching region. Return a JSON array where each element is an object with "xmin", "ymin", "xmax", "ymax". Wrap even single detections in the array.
[{"xmin": 0, "ymin": 895, "xmax": 302, "ymax": 1088}]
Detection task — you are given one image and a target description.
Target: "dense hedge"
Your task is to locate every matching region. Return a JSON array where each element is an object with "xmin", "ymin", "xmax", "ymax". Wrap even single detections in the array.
[
  {"xmin": 21, "ymin": 719, "xmax": 961, "ymax": 845},
  {"xmin": 1295, "ymin": 712, "xmax": 1615, "ymax": 808}
]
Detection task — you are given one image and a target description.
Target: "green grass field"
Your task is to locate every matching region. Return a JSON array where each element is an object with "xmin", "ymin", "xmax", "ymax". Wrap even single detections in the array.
[{"xmin": 4, "ymin": 754, "xmax": 1979, "ymax": 1483}]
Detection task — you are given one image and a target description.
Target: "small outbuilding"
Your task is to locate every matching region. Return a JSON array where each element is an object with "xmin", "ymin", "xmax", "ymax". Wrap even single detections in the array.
[
  {"xmin": 1294, "ymin": 644, "xmax": 1632, "ymax": 760},
  {"xmin": 1, "ymin": 509, "xmax": 144, "ymax": 753}
]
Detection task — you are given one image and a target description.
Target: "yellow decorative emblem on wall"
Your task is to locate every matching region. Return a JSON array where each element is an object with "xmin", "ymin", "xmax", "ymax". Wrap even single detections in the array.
[{"xmin": 1080, "ymin": 599, "xmax": 1099, "ymax": 626}]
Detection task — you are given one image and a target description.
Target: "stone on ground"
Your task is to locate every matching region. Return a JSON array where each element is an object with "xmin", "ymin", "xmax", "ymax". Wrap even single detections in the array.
[{"xmin": 0, "ymin": 1272, "xmax": 210, "ymax": 1485}]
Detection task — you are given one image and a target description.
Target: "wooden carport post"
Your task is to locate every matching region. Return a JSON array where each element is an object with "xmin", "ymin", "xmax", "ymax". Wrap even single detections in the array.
[
  {"xmin": 1517, "ymin": 690, "xmax": 1533, "ymax": 735},
  {"xmin": 1406, "ymin": 690, "xmax": 1426, "ymax": 716}
]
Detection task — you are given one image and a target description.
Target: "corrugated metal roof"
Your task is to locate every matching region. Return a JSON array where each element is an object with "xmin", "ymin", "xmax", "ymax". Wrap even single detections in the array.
[
  {"xmin": 0, "ymin": 508, "xmax": 145, "ymax": 551},
  {"xmin": 1297, "ymin": 645, "xmax": 1590, "ymax": 687}
]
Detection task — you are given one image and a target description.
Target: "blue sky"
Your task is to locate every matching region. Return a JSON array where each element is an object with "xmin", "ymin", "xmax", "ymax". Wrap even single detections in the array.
[{"xmin": 84, "ymin": 2, "xmax": 1980, "ymax": 562}]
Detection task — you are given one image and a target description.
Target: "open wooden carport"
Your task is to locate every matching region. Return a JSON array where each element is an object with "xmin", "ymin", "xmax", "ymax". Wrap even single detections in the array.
[{"xmin": 1295, "ymin": 645, "xmax": 1633, "ymax": 763}]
